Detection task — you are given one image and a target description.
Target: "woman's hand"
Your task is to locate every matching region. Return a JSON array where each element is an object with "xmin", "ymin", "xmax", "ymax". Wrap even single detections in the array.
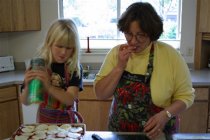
[
  {"xmin": 117, "ymin": 44, "xmax": 136, "ymax": 70},
  {"xmin": 143, "ymin": 110, "xmax": 169, "ymax": 139}
]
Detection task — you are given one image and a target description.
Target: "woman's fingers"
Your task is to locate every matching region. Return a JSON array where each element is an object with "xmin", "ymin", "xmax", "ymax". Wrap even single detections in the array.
[
  {"xmin": 119, "ymin": 45, "xmax": 134, "ymax": 59},
  {"xmin": 118, "ymin": 44, "xmax": 136, "ymax": 69},
  {"xmin": 146, "ymin": 125, "xmax": 162, "ymax": 139},
  {"xmin": 144, "ymin": 111, "xmax": 170, "ymax": 139}
]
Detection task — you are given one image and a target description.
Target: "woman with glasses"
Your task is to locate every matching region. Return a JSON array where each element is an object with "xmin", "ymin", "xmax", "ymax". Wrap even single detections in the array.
[{"xmin": 94, "ymin": 2, "xmax": 194, "ymax": 139}]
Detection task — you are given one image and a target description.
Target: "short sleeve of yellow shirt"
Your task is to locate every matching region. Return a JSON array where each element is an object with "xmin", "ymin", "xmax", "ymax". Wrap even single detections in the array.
[{"xmin": 94, "ymin": 41, "xmax": 195, "ymax": 109}]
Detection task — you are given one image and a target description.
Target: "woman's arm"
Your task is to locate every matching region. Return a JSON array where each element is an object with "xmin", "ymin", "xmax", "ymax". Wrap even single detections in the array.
[
  {"xmin": 144, "ymin": 100, "xmax": 186, "ymax": 139},
  {"xmin": 95, "ymin": 66, "xmax": 124, "ymax": 100},
  {"xmin": 163, "ymin": 100, "xmax": 187, "ymax": 119},
  {"xmin": 144, "ymin": 47, "xmax": 195, "ymax": 139},
  {"xmin": 94, "ymin": 44, "xmax": 136, "ymax": 100}
]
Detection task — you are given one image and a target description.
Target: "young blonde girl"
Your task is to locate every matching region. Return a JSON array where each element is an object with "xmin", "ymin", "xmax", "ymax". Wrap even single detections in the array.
[{"xmin": 20, "ymin": 19, "xmax": 83, "ymax": 123}]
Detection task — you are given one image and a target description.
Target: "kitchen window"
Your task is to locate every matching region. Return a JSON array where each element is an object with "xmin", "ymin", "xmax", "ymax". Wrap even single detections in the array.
[{"xmin": 60, "ymin": 0, "xmax": 181, "ymax": 51}]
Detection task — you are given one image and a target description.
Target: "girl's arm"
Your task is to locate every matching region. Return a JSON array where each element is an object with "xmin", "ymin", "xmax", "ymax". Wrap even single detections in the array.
[
  {"xmin": 20, "ymin": 69, "xmax": 37, "ymax": 105},
  {"xmin": 34, "ymin": 69, "xmax": 80, "ymax": 106},
  {"xmin": 47, "ymin": 85, "xmax": 79, "ymax": 106},
  {"xmin": 20, "ymin": 85, "xmax": 30, "ymax": 105}
]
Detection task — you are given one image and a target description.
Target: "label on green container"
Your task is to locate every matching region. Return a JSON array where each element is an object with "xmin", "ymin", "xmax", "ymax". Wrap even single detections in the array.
[
  {"xmin": 28, "ymin": 79, "xmax": 43, "ymax": 104},
  {"xmin": 28, "ymin": 58, "xmax": 45, "ymax": 104}
]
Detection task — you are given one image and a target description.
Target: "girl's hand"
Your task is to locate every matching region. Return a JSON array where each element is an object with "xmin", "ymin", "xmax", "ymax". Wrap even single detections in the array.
[
  {"xmin": 24, "ymin": 67, "xmax": 35, "ymax": 87},
  {"xmin": 143, "ymin": 110, "xmax": 169, "ymax": 139},
  {"xmin": 24, "ymin": 68, "xmax": 51, "ymax": 92},
  {"xmin": 117, "ymin": 44, "xmax": 136, "ymax": 70}
]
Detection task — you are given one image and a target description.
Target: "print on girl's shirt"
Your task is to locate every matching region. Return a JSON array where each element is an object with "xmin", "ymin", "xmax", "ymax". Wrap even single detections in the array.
[{"xmin": 51, "ymin": 73, "xmax": 66, "ymax": 88}]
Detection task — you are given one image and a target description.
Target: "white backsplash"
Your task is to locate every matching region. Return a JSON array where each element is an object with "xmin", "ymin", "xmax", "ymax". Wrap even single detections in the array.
[{"xmin": 0, "ymin": 34, "xmax": 9, "ymax": 56}]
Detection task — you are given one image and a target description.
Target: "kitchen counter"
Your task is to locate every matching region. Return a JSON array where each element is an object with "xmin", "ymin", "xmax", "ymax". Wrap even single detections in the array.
[
  {"xmin": 172, "ymin": 133, "xmax": 210, "ymax": 140},
  {"xmin": 1, "ymin": 69, "xmax": 210, "ymax": 87},
  {"xmin": 190, "ymin": 69, "xmax": 210, "ymax": 86},
  {"xmin": 83, "ymin": 132, "xmax": 210, "ymax": 140},
  {"xmin": 5, "ymin": 131, "xmax": 210, "ymax": 140},
  {"xmin": 82, "ymin": 131, "xmax": 162, "ymax": 140},
  {"xmin": 0, "ymin": 70, "xmax": 94, "ymax": 86},
  {"xmin": 0, "ymin": 71, "xmax": 24, "ymax": 86}
]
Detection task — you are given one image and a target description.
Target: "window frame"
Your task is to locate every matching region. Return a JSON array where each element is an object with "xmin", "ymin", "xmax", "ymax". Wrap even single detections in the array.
[{"xmin": 59, "ymin": 0, "xmax": 181, "ymax": 53}]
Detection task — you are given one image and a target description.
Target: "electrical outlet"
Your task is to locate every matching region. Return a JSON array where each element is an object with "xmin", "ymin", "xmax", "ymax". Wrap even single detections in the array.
[
  {"xmin": 186, "ymin": 48, "xmax": 193, "ymax": 56},
  {"xmin": 188, "ymin": 48, "xmax": 193, "ymax": 56}
]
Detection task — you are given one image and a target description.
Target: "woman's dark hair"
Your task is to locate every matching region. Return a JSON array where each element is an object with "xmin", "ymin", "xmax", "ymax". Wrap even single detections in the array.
[{"xmin": 117, "ymin": 2, "xmax": 163, "ymax": 41}]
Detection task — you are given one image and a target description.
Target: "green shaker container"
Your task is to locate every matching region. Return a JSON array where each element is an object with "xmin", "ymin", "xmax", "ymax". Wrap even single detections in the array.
[{"xmin": 28, "ymin": 58, "xmax": 45, "ymax": 104}]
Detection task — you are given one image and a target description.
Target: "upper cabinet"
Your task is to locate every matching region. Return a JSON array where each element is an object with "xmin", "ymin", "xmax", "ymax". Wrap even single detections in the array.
[
  {"xmin": 0, "ymin": 0, "xmax": 41, "ymax": 32},
  {"xmin": 194, "ymin": 0, "xmax": 210, "ymax": 69},
  {"xmin": 199, "ymin": 0, "xmax": 210, "ymax": 32}
]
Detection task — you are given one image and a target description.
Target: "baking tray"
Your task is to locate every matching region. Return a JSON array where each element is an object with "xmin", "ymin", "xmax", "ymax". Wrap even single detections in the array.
[{"xmin": 10, "ymin": 123, "xmax": 86, "ymax": 140}]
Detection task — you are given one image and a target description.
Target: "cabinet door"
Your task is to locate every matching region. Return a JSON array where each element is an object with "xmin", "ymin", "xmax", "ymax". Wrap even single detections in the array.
[
  {"xmin": 179, "ymin": 102, "xmax": 208, "ymax": 133},
  {"xmin": 179, "ymin": 88, "xmax": 209, "ymax": 133},
  {"xmin": 0, "ymin": 0, "xmax": 41, "ymax": 32},
  {"xmin": 199, "ymin": 0, "xmax": 210, "ymax": 32},
  {"xmin": 79, "ymin": 100, "xmax": 111, "ymax": 131},
  {"xmin": 12, "ymin": 0, "xmax": 41, "ymax": 31},
  {"xmin": 79, "ymin": 86, "xmax": 112, "ymax": 131},
  {"xmin": 0, "ymin": 86, "xmax": 17, "ymax": 102},
  {"xmin": 0, "ymin": 100, "xmax": 20, "ymax": 139},
  {"xmin": 0, "ymin": 0, "xmax": 13, "ymax": 31}
]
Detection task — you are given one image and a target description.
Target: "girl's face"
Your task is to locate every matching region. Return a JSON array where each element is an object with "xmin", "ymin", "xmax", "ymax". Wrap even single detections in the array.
[
  {"xmin": 124, "ymin": 21, "xmax": 151, "ymax": 53},
  {"xmin": 51, "ymin": 43, "xmax": 74, "ymax": 63}
]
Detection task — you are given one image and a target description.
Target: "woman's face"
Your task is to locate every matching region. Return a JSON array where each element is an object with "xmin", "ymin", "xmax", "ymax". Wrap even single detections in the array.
[
  {"xmin": 51, "ymin": 43, "xmax": 74, "ymax": 63},
  {"xmin": 124, "ymin": 21, "xmax": 151, "ymax": 53}
]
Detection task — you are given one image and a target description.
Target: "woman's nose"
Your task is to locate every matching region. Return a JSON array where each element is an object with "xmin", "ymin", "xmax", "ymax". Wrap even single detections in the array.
[{"xmin": 130, "ymin": 35, "xmax": 138, "ymax": 44}]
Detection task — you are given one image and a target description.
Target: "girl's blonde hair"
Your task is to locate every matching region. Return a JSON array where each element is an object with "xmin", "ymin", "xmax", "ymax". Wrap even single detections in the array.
[{"xmin": 37, "ymin": 19, "xmax": 81, "ymax": 78}]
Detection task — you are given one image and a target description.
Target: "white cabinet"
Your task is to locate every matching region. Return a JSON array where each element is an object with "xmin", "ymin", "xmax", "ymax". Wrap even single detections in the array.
[
  {"xmin": 21, "ymin": 104, "xmax": 38, "ymax": 124},
  {"xmin": 18, "ymin": 85, "xmax": 38, "ymax": 124}
]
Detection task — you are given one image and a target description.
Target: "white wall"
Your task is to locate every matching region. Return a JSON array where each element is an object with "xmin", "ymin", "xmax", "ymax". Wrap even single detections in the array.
[
  {"xmin": 0, "ymin": 33, "xmax": 9, "ymax": 56},
  {"xmin": 0, "ymin": 0, "xmax": 197, "ymax": 64},
  {"xmin": 180, "ymin": 0, "xmax": 197, "ymax": 63}
]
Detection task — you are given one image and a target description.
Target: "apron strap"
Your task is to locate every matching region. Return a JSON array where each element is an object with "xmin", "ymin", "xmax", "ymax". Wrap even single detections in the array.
[{"xmin": 66, "ymin": 110, "xmax": 84, "ymax": 123}]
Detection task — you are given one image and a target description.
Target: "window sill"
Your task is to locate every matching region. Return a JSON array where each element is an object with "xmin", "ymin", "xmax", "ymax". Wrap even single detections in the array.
[
  {"xmin": 80, "ymin": 49, "xmax": 108, "ymax": 63},
  {"xmin": 80, "ymin": 40, "xmax": 181, "ymax": 63},
  {"xmin": 81, "ymin": 49, "xmax": 109, "ymax": 56}
]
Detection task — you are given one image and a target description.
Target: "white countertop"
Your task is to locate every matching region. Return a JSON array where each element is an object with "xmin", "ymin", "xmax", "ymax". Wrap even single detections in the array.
[
  {"xmin": 0, "ymin": 70, "xmax": 94, "ymax": 86},
  {"xmin": 1, "ymin": 69, "xmax": 210, "ymax": 87}
]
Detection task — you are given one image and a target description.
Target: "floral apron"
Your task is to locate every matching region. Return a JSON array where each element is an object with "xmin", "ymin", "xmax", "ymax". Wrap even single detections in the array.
[
  {"xmin": 108, "ymin": 44, "xmax": 178, "ymax": 135},
  {"xmin": 37, "ymin": 65, "xmax": 83, "ymax": 123}
]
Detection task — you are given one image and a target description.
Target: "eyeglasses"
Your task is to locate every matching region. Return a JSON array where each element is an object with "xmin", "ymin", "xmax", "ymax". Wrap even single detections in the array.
[{"xmin": 124, "ymin": 32, "xmax": 148, "ymax": 42}]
